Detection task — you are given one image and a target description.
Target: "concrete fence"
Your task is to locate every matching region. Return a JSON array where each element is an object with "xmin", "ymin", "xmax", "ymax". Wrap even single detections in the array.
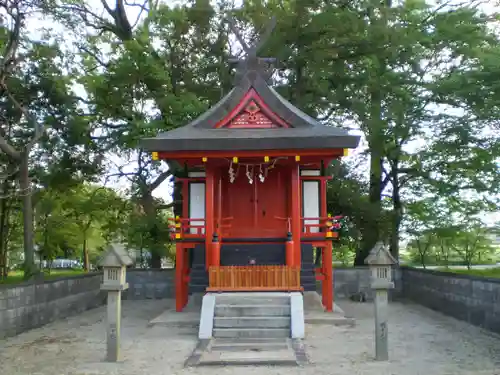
[
  {"xmin": 401, "ymin": 267, "xmax": 500, "ymax": 334},
  {"xmin": 0, "ymin": 273, "xmax": 105, "ymax": 339},
  {"xmin": 1, "ymin": 266, "xmax": 500, "ymax": 339},
  {"xmin": 124, "ymin": 269, "xmax": 175, "ymax": 300},
  {"xmin": 333, "ymin": 267, "xmax": 403, "ymax": 301}
]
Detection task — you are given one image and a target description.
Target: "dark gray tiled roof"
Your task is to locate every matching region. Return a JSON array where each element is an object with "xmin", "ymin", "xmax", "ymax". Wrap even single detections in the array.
[{"xmin": 141, "ymin": 65, "xmax": 360, "ymax": 152}]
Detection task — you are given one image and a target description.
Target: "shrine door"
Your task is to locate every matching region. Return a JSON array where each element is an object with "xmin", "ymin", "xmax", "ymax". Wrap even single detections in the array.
[{"xmin": 220, "ymin": 167, "xmax": 288, "ymax": 238}]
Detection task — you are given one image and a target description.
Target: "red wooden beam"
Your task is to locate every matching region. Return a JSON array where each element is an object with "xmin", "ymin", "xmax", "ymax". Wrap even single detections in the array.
[
  {"xmin": 175, "ymin": 177, "xmax": 205, "ymax": 183},
  {"xmin": 157, "ymin": 148, "xmax": 344, "ymax": 159},
  {"xmin": 300, "ymin": 176, "xmax": 333, "ymax": 181}
]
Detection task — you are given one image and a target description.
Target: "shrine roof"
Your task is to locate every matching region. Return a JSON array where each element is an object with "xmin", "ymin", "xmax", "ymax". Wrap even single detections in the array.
[
  {"xmin": 141, "ymin": 17, "xmax": 360, "ymax": 153},
  {"xmin": 142, "ymin": 73, "xmax": 359, "ymax": 152}
]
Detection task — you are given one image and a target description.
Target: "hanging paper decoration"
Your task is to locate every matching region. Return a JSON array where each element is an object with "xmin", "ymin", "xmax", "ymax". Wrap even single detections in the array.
[
  {"xmin": 258, "ymin": 164, "xmax": 265, "ymax": 183},
  {"xmin": 229, "ymin": 161, "xmax": 236, "ymax": 183},
  {"xmin": 246, "ymin": 165, "xmax": 254, "ymax": 184}
]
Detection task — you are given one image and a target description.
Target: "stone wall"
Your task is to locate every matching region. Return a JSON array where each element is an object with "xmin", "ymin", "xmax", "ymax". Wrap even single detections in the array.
[
  {"xmin": 124, "ymin": 269, "xmax": 175, "ymax": 299},
  {"xmin": 402, "ymin": 267, "xmax": 500, "ymax": 334},
  {"xmin": 333, "ymin": 267, "xmax": 402, "ymax": 301},
  {"xmin": 0, "ymin": 273, "xmax": 104, "ymax": 339},
  {"xmin": 3, "ymin": 266, "xmax": 499, "ymax": 338}
]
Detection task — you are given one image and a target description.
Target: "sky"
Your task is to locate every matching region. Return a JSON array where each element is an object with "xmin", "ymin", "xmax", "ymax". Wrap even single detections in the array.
[{"xmin": 28, "ymin": 0, "xmax": 499, "ymax": 227}]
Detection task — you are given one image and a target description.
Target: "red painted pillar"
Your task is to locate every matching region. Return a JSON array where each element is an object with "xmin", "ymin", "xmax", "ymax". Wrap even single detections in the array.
[
  {"xmin": 321, "ymin": 247, "xmax": 327, "ymax": 307},
  {"xmin": 183, "ymin": 248, "xmax": 190, "ymax": 308},
  {"xmin": 290, "ymin": 164, "xmax": 301, "ymax": 267},
  {"xmin": 205, "ymin": 167, "xmax": 215, "ymax": 270},
  {"xmin": 211, "ymin": 234, "xmax": 221, "ymax": 267},
  {"xmin": 320, "ymin": 179, "xmax": 327, "ymax": 228},
  {"xmin": 324, "ymin": 241, "xmax": 333, "ymax": 312},
  {"xmin": 175, "ymin": 243, "xmax": 184, "ymax": 312},
  {"xmin": 285, "ymin": 232, "xmax": 294, "ymax": 266}
]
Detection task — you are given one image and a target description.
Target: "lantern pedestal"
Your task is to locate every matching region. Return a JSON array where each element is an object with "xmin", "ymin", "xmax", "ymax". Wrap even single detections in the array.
[
  {"xmin": 372, "ymin": 281, "xmax": 393, "ymax": 361},
  {"xmin": 364, "ymin": 241, "xmax": 397, "ymax": 362},
  {"xmin": 98, "ymin": 244, "xmax": 133, "ymax": 363},
  {"xmin": 104, "ymin": 288, "xmax": 122, "ymax": 362}
]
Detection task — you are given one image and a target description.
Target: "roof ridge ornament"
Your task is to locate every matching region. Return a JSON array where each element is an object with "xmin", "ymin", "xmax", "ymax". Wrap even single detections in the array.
[{"xmin": 226, "ymin": 15, "xmax": 277, "ymax": 84}]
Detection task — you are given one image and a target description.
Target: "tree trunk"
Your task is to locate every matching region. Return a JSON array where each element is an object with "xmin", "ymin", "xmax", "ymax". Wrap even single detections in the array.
[
  {"xmin": 82, "ymin": 235, "xmax": 90, "ymax": 272},
  {"xmin": 141, "ymin": 191, "xmax": 162, "ymax": 269},
  {"xmin": 355, "ymin": 1, "xmax": 389, "ymax": 266},
  {"xmin": 20, "ymin": 153, "xmax": 36, "ymax": 280},
  {"xmin": 355, "ymin": 133, "xmax": 384, "ymax": 265},
  {"xmin": 390, "ymin": 160, "xmax": 402, "ymax": 261},
  {"xmin": 0, "ymin": 185, "xmax": 10, "ymax": 279}
]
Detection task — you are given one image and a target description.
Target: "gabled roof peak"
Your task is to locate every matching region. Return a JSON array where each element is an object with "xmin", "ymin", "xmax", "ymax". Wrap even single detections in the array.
[{"xmin": 226, "ymin": 16, "xmax": 277, "ymax": 85}]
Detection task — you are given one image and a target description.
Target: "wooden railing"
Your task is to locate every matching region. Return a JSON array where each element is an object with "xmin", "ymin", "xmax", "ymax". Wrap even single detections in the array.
[
  {"xmin": 302, "ymin": 216, "xmax": 342, "ymax": 238},
  {"xmin": 215, "ymin": 216, "xmax": 233, "ymax": 239},
  {"xmin": 274, "ymin": 216, "xmax": 341, "ymax": 238},
  {"xmin": 207, "ymin": 265, "xmax": 302, "ymax": 292},
  {"xmin": 168, "ymin": 217, "xmax": 206, "ymax": 240}
]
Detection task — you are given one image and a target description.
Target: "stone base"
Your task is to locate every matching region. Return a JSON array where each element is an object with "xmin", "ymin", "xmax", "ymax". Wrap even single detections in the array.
[
  {"xmin": 185, "ymin": 338, "xmax": 306, "ymax": 367},
  {"xmin": 303, "ymin": 291, "xmax": 356, "ymax": 327},
  {"xmin": 148, "ymin": 310, "xmax": 200, "ymax": 329}
]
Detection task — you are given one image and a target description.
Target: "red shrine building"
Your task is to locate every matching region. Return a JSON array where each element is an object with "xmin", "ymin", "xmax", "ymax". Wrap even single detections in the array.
[{"xmin": 141, "ymin": 22, "xmax": 360, "ymax": 313}]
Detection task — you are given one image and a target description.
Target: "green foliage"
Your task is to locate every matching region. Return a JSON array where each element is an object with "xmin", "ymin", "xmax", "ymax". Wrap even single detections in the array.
[
  {"xmin": 438, "ymin": 268, "xmax": 500, "ymax": 279},
  {"xmin": 1, "ymin": 0, "xmax": 499, "ymax": 275},
  {"xmin": 404, "ymin": 198, "xmax": 498, "ymax": 268}
]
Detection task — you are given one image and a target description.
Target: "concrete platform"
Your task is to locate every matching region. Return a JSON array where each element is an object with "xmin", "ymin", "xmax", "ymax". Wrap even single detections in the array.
[
  {"xmin": 149, "ymin": 292, "xmax": 355, "ymax": 330},
  {"xmin": 303, "ymin": 291, "xmax": 356, "ymax": 327},
  {"xmin": 185, "ymin": 338, "xmax": 306, "ymax": 366},
  {"xmin": 148, "ymin": 294, "xmax": 202, "ymax": 328},
  {"xmin": 148, "ymin": 310, "xmax": 200, "ymax": 328}
]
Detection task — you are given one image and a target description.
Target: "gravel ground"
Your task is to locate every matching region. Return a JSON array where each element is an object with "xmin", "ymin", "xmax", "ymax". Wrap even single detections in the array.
[{"xmin": 1, "ymin": 299, "xmax": 499, "ymax": 375}]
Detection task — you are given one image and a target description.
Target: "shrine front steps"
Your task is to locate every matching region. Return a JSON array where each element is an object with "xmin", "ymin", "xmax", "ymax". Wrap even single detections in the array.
[
  {"xmin": 189, "ymin": 292, "xmax": 306, "ymax": 366},
  {"xmin": 206, "ymin": 292, "xmax": 300, "ymax": 339}
]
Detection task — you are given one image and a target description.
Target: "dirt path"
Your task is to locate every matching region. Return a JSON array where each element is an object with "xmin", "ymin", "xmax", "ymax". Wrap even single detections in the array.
[{"xmin": 1, "ymin": 299, "xmax": 499, "ymax": 375}]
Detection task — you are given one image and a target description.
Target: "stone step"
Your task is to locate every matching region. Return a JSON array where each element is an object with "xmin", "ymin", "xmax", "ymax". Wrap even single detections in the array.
[
  {"xmin": 211, "ymin": 338, "xmax": 289, "ymax": 351},
  {"xmin": 215, "ymin": 294, "xmax": 291, "ymax": 306},
  {"xmin": 213, "ymin": 327, "xmax": 290, "ymax": 339},
  {"xmin": 214, "ymin": 316, "xmax": 290, "ymax": 329},
  {"xmin": 213, "ymin": 337, "xmax": 288, "ymax": 344},
  {"xmin": 198, "ymin": 348, "xmax": 297, "ymax": 366},
  {"xmin": 215, "ymin": 304, "xmax": 290, "ymax": 317}
]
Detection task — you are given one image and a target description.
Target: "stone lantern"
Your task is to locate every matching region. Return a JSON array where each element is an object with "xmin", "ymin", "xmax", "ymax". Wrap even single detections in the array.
[
  {"xmin": 364, "ymin": 241, "xmax": 396, "ymax": 361},
  {"xmin": 98, "ymin": 244, "xmax": 133, "ymax": 362}
]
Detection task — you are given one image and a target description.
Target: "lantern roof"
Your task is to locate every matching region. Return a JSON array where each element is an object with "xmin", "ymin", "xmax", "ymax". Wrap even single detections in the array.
[
  {"xmin": 364, "ymin": 241, "xmax": 397, "ymax": 266},
  {"xmin": 98, "ymin": 243, "xmax": 134, "ymax": 267},
  {"xmin": 141, "ymin": 17, "xmax": 360, "ymax": 153}
]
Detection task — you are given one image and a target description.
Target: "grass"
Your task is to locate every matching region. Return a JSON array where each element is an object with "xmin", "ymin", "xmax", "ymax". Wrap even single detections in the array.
[
  {"xmin": 0, "ymin": 269, "xmax": 87, "ymax": 285},
  {"xmin": 437, "ymin": 267, "xmax": 500, "ymax": 279}
]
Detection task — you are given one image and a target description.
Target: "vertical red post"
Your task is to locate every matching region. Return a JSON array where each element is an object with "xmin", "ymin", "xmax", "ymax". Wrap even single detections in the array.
[
  {"xmin": 211, "ymin": 234, "xmax": 221, "ymax": 267},
  {"xmin": 290, "ymin": 164, "xmax": 301, "ymax": 267},
  {"xmin": 183, "ymin": 248, "xmax": 190, "ymax": 307},
  {"xmin": 217, "ymin": 171, "xmax": 222, "ymax": 236},
  {"xmin": 321, "ymin": 247, "xmax": 327, "ymax": 307},
  {"xmin": 285, "ymin": 232, "xmax": 294, "ymax": 266},
  {"xmin": 205, "ymin": 167, "xmax": 215, "ymax": 270},
  {"xmin": 175, "ymin": 243, "xmax": 184, "ymax": 312},
  {"xmin": 324, "ymin": 241, "xmax": 333, "ymax": 312},
  {"xmin": 320, "ymin": 179, "xmax": 327, "ymax": 224}
]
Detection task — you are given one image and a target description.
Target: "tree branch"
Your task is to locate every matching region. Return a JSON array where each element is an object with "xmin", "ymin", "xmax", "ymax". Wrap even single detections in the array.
[
  {"xmin": 0, "ymin": 134, "xmax": 20, "ymax": 159},
  {"xmin": 149, "ymin": 170, "xmax": 172, "ymax": 192}
]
